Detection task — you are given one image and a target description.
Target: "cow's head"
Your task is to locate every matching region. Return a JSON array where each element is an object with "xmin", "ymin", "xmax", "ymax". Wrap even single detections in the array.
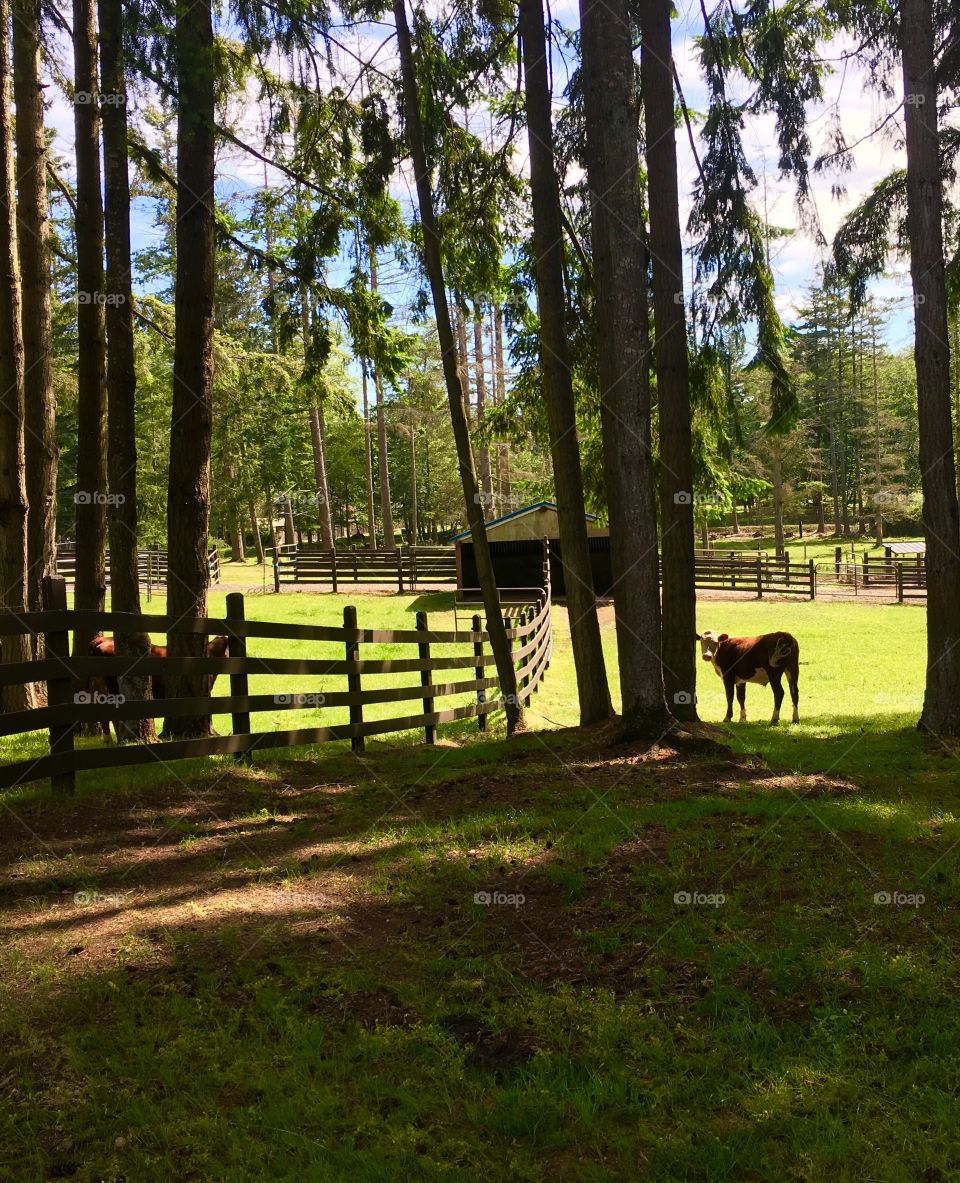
[
  {"xmin": 207, "ymin": 635, "xmax": 231, "ymax": 659},
  {"xmin": 696, "ymin": 630, "xmax": 728, "ymax": 662}
]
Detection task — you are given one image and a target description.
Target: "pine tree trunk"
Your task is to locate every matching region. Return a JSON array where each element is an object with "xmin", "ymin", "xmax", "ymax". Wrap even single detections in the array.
[
  {"xmin": 309, "ymin": 405, "xmax": 335, "ymax": 550},
  {"xmin": 393, "ymin": 0, "xmax": 522, "ymax": 733},
  {"xmin": 0, "ymin": 0, "xmax": 36, "ymax": 713},
  {"xmin": 772, "ymin": 448, "xmax": 785, "ymax": 558},
  {"xmin": 361, "ymin": 357, "xmax": 377, "ymax": 548},
  {"xmin": 901, "ymin": 0, "xmax": 960, "ymax": 734},
  {"xmin": 72, "ymin": 0, "xmax": 108, "ymax": 669},
  {"xmin": 519, "ymin": 0, "xmax": 612, "ymax": 726},
  {"xmin": 641, "ymin": 0, "xmax": 698, "ymax": 722},
  {"xmin": 494, "ymin": 305, "xmax": 512, "ymax": 508},
  {"xmin": 370, "ymin": 253, "xmax": 396, "ymax": 551},
  {"xmin": 454, "ymin": 299, "xmax": 472, "ymax": 428},
  {"xmin": 580, "ymin": 0, "xmax": 671, "ymax": 737},
  {"xmin": 300, "ymin": 285, "xmax": 335, "ymax": 551},
  {"xmin": 872, "ymin": 318, "xmax": 884, "ymax": 545},
  {"xmin": 12, "ymin": 0, "xmax": 56, "ymax": 623},
  {"xmin": 283, "ymin": 494, "xmax": 296, "ymax": 545},
  {"xmin": 409, "ymin": 427, "xmax": 419, "ymax": 543},
  {"xmin": 166, "ymin": 0, "xmax": 215, "ymax": 737},
  {"xmin": 100, "ymin": 0, "xmax": 155, "ymax": 742},
  {"xmin": 472, "ymin": 304, "xmax": 493, "ymax": 508},
  {"xmin": 249, "ymin": 502, "xmax": 265, "ymax": 563}
]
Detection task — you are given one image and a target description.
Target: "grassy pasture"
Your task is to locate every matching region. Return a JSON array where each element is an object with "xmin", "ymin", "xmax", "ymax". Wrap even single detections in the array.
[{"xmin": 3, "ymin": 591, "xmax": 959, "ymax": 1181}]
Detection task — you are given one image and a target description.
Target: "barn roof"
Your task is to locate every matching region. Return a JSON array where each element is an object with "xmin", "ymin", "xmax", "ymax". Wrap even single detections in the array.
[
  {"xmin": 448, "ymin": 501, "xmax": 596, "ymax": 543},
  {"xmin": 884, "ymin": 541, "xmax": 926, "ymax": 555}
]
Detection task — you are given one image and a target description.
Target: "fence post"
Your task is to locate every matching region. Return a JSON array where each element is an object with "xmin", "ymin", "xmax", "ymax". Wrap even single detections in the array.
[
  {"xmin": 473, "ymin": 613, "xmax": 486, "ymax": 732},
  {"xmin": 273, "ymin": 554, "xmax": 281, "ymax": 594},
  {"xmin": 533, "ymin": 597, "xmax": 544, "ymax": 693},
  {"xmin": 784, "ymin": 549, "xmax": 790, "ymax": 588},
  {"xmin": 755, "ymin": 555, "xmax": 763, "ymax": 600},
  {"xmin": 226, "ymin": 592, "xmax": 251, "ymax": 764},
  {"xmin": 863, "ymin": 553, "xmax": 869, "ymax": 586},
  {"xmin": 330, "ymin": 547, "xmax": 338, "ymax": 594},
  {"xmin": 344, "ymin": 604, "xmax": 364, "ymax": 752},
  {"xmin": 397, "ymin": 548, "xmax": 405, "ymax": 594},
  {"xmin": 896, "ymin": 564, "xmax": 904, "ymax": 604},
  {"xmin": 42, "ymin": 575, "xmax": 75, "ymax": 795},
  {"xmin": 503, "ymin": 611, "xmax": 514, "ymax": 716},
  {"xmin": 416, "ymin": 609, "xmax": 435, "ymax": 744},
  {"xmin": 809, "ymin": 559, "xmax": 816, "ymax": 600},
  {"xmin": 835, "ymin": 546, "xmax": 842, "ymax": 576}
]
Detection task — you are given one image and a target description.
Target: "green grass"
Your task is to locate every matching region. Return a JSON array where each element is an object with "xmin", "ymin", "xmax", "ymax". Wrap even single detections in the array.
[{"xmin": 3, "ymin": 591, "xmax": 959, "ymax": 1181}]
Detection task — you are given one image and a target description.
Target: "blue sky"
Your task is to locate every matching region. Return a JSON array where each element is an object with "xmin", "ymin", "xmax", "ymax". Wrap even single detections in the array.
[{"xmin": 42, "ymin": 5, "xmax": 917, "ymax": 362}]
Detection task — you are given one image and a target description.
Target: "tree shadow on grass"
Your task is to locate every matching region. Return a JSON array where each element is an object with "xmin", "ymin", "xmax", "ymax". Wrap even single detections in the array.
[{"xmin": 4, "ymin": 725, "xmax": 960, "ymax": 1180}]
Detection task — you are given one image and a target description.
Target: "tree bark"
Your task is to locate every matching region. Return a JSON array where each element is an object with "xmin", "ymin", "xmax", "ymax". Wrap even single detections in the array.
[
  {"xmin": 409, "ymin": 425, "xmax": 419, "ymax": 543},
  {"xmin": 72, "ymin": 0, "xmax": 108, "ymax": 667},
  {"xmin": 393, "ymin": 0, "xmax": 522, "ymax": 733},
  {"xmin": 370, "ymin": 251, "xmax": 396, "ymax": 550},
  {"xmin": 166, "ymin": 0, "xmax": 215, "ymax": 737},
  {"xmin": 901, "ymin": 0, "xmax": 960, "ymax": 733},
  {"xmin": 580, "ymin": 0, "xmax": 671, "ymax": 736},
  {"xmin": 0, "ymin": 0, "xmax": 36, "ymax": 712},
  {"xmin": 100, "ymin": 0, "xmax": 155, "ymax": 742},
  {"xmin": 301, "ymin": 284, "xmax": 335, "ymax": 550},
  {"xmin": 472, "ymin": 303, "xmax": 493, "ymax": 509},
  {"xmin": 309, "ymin": 404, "xmax": 335, "ymax": 550},
  {"xmin": 494, "ymin": 304, "xmax": 512, "ymax": 507},
  {"xmin": 519, "ymin": 0, "xmax": 613, "ymax": 726},
  {"xmin": 249, "ymin": 501, "xmax": 265, "ymax": 563},
  {"xmin": 361, "ymin": 356, "xmax": 377, "ymax": 547},
  {"xmin": 641, "ymin": 0, "xmax": 698, "ymax": 722},
  {"xmin": 454, "ymin": 301, "xmax": 471, "ymax": 427},
  {"xmin": 772, "ymin": 446, "xmax": 785, "ymax": 558},
  {"xmin": 12, "ymin": 0, "xmax": 56, "ymax": 624},
  {"xmin": 872, "ymin": 316, "xmax": 884, "ymax": 545},
  {"xmin": 283, "ymin": 493, "xmax": 296, "ymax": 546}
]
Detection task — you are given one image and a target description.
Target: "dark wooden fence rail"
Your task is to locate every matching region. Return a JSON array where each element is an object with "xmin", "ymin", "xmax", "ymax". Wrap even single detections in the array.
[
  {"xmin": 681, "ymin": 554, "xmax": 816, "ymax": 599},
  {"xmin": 55, "ymin": 544, "xmax": 221, "ymax": 588},
  {"xmin": 275, "ymin": 546, "xmax": 457, "ymax": 592},
  {"xmin": 0, "ymin": 576, "xmax": 552, "ymax": 794}
]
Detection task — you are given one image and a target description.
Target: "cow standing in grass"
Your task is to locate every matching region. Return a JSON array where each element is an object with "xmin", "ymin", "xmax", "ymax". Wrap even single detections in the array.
[{"xmin": 696, "ymin": 630, "xmax": 800, "ymax": 725}]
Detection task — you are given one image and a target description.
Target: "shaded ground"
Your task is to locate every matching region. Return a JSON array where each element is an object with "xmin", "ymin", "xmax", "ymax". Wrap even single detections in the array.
[{"xmin": 2, "ymin": 722, "xmax": 959, "ymax": 1181}]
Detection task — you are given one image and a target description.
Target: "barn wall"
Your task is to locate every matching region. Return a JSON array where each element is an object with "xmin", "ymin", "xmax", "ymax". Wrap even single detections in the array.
[{"xmin": 458, "ymin": 537, "xmax": 613, "ymax": 597}]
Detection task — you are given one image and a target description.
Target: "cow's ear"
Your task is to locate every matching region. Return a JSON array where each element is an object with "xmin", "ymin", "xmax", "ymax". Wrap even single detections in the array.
[{"xmin": 718, "ymin": 633, "xmax": 729, "ymax": 643}]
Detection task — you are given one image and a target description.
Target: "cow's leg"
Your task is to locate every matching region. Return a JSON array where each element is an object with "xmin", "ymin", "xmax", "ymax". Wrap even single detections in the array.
[
  {"xmin": 735, "ymin": 682, "xmax": 747, "ymax": 722},
  {"xmin": 723, "ymin": 673, "xmax": 736, "ymax": 722},
  {"xmin": 769, "ymin": 672, "xmax": 785, "ymax": 725},
  {"xmin": 787, "ymin": 668, "xmax": 800, "ymax": 724}
]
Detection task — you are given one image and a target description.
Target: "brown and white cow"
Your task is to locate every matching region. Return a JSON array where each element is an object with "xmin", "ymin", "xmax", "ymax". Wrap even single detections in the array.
[{"xmin": 696, "ymin": 630, "xmax": 800, "ymax": 725}]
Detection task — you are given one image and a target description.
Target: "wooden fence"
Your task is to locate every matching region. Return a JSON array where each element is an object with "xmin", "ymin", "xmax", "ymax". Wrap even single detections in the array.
[
  {"xmin": 55, "ymin": 545, "xmax": 222, "ymax": 588},
  {"xmin": 275, "ymin": 546, "xmax": 457, "ymax": 592},
  {"xmin": 0, "ymin": 575, "xmax": 552, "ymax": 794},
  {"xmin": 689, "ymin": 553, "xmax": 816, "ymax": 598}
]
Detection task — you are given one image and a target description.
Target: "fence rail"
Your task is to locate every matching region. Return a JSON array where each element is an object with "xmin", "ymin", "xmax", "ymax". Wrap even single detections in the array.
[
  {"xmin": 0, "ymin": 574, "xmax": 551, "ymax": 794},
  {"xmin": 275, "ymin": 546, "xmax": 457, "ymax": 592},
  {"xmin": 686, "ymin": 554, "xmax": 816, "ymax": 599},
  {"xmin": 54, "ymin": 545, "xmax": 221, "ymax": 588}
]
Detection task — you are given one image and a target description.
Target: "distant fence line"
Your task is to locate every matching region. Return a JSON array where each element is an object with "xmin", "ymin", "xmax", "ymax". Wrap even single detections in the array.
[
  {"xmin": 270, "ymin": 540, "xmax": 932, "ymax": 601},
  {"xmin": 274, "ymin": 546, "xmax": 457, "ymax": 592},
  {"xmin": 55, "ymin": 544, "xmax": 222, "ymax": 588},
  {"xmin": 0, "ymin": 572, "xmax": 552, "ymax": 795}
]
